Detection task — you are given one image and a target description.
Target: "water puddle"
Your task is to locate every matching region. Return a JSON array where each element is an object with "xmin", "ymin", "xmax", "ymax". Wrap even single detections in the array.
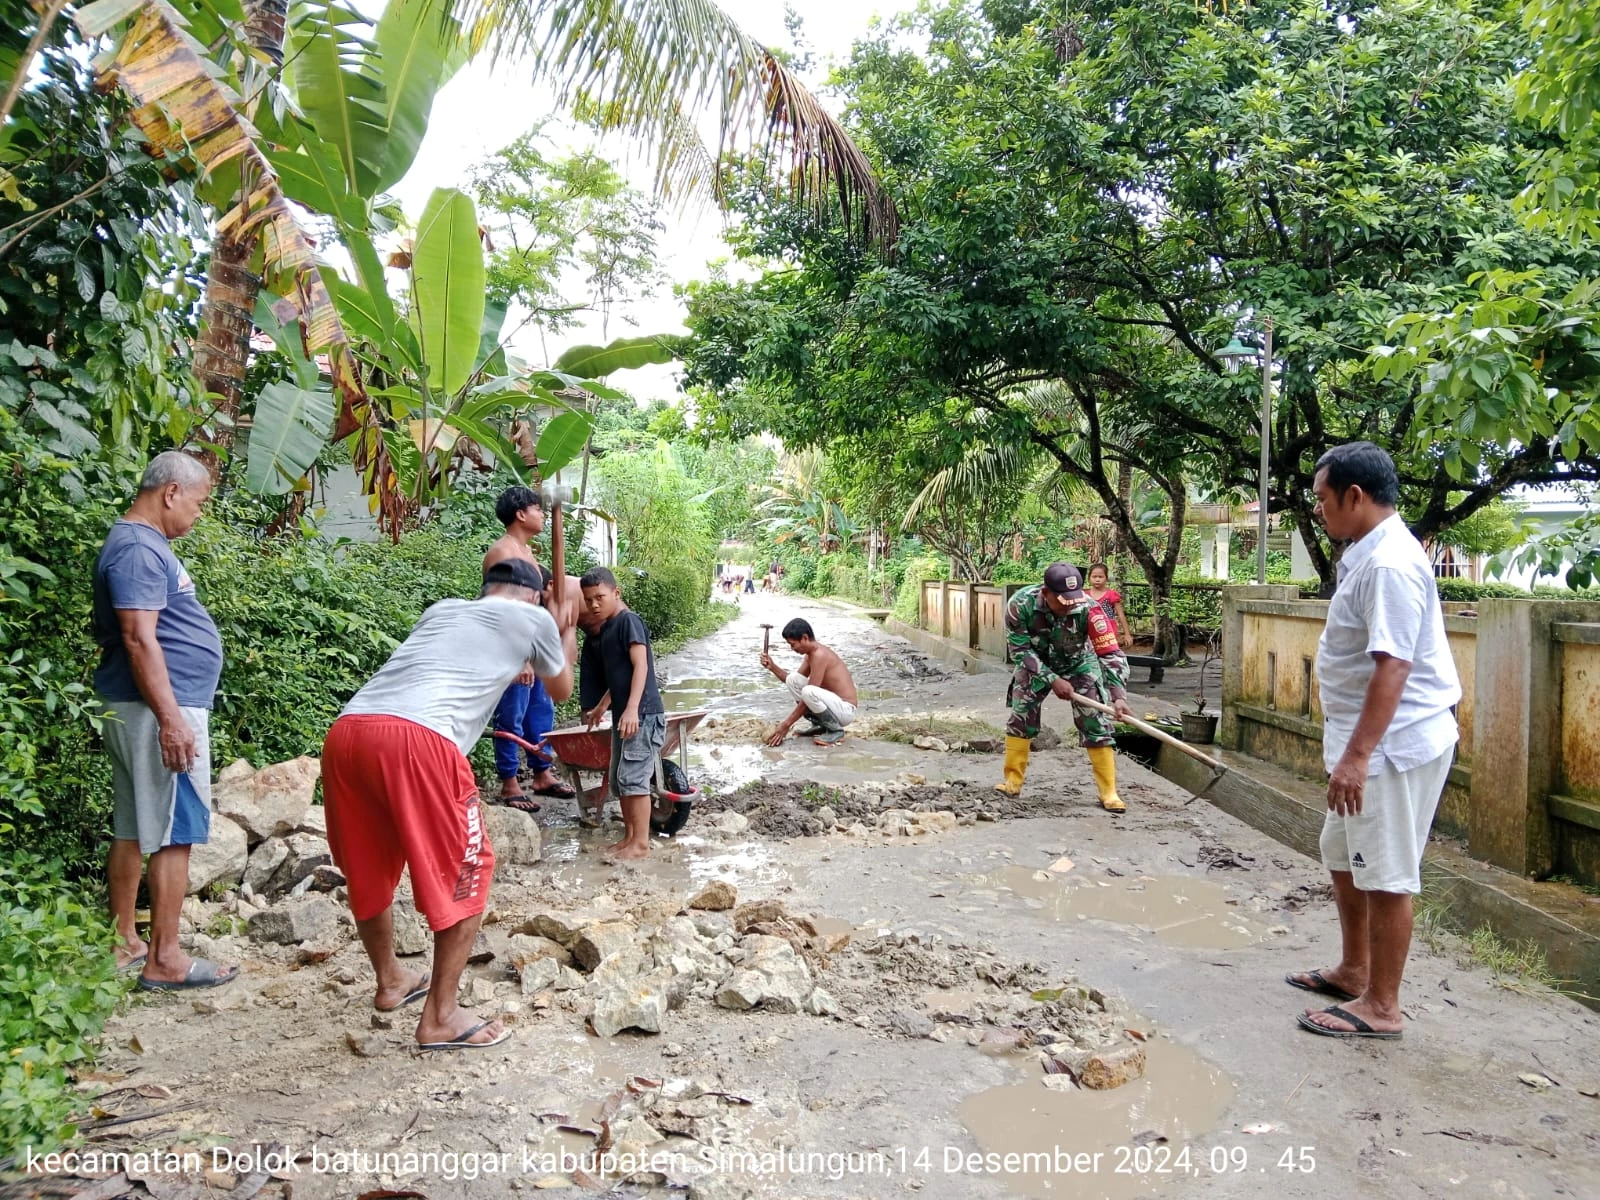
[
  {"xmin": 959, "ymin": 1038, "xmax": 1235, "ymax": 1200},
  {"xmin": 990, "ymin": 867, "xmax": 1260, "ymax": 949},
  {"xmin": 538, "ymin": 825, "xmax": 788, "ymax": 892},
  {"xmin": 662, "ymin": 676, "xmax": 765, "ymax": 713}
]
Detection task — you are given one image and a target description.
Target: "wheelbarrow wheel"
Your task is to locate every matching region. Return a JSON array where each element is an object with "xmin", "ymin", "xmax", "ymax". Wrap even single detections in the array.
[{"xmin": 650, "ymin": 790, "xmax": 696, "ymax": 838}]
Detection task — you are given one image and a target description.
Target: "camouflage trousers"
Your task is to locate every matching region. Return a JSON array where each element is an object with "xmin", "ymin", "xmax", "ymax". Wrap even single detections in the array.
[{"xmin": 1005, "ymin": 656, "xmax": 1117, "ymax": 747}]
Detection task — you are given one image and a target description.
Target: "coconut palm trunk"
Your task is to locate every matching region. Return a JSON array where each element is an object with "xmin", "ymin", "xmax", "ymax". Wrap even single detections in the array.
[{"xmin": 191, "ymin": 0, "xmax": 288, "ymax": 477}]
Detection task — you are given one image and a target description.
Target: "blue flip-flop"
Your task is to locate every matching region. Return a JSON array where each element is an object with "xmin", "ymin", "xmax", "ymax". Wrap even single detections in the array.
[
  {"xmin": 418, "ymin": 1020, "xmax": 511, "ymax": 1051},
  {"xmin": 375, "ymin": 972, "xmax": 431, "ymax": 1013},
  {"xmin": 137, "ymin": 958, "xmax": 239, "ymax": 992}
]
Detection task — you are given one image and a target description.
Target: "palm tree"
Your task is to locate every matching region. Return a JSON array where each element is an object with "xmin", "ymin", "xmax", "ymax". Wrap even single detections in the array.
[
  {"xmin": 762, "ymin": 448, "xmax": 854, "ymax": 553},
  {"xmin": 87, "ymin": 0, "xmax": 898, "ymax": 480}
]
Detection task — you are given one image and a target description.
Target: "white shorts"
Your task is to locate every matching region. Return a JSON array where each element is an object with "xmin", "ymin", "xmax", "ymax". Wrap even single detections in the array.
[
  {"xmin": 786, "ymin": 672, "xmax": 857, "ymax": 730},
  {"xmin": 1319, "ymin": 749, "xmax": 1452, "ymax": 894}
]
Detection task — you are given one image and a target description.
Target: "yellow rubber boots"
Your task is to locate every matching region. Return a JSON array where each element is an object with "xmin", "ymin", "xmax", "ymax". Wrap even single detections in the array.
[
  {"xmin": 994, "ymin": 736, "xmax": 1031, "ymax": 796},
  {"xmin": 1086, "ymin": 745, "xmax": 1125, "ymax": 812}
]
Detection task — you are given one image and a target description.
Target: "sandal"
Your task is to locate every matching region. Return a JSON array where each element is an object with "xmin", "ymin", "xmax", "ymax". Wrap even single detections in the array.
[
  {"xmin": 418, "ymin": 1020, "xmax": 511, "ymax": 1051},
  {"xmin": 137, "ymin": 958, "xmax": 239, "ymax": 992},
  {"xmin": 498, "ymin": 795, "xmax": 541, "ymax": 814},
  {"xmin": 531, "ymin": 780, "xmax": 577, "ymax": 800},
  {"xmin": 1296, "ymin": 1005, "xmax": 1402, "ymax": 1040},
  {"xmin": 1285, "ymin": 969, "xmax": 1358, "ymax": 1003}
]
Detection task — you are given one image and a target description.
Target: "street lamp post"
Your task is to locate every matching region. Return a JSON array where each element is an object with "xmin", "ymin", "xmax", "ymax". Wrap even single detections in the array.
[{"xmin": 1217, "ymin": 318, "xmax": 1274, "ymax": 584}]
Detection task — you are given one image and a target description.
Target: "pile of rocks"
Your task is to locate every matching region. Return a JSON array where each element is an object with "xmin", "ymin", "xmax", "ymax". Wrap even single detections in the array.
[
  {"xmin": 187, "ymin": 757, "xmax": 543, "ymax": 899},
  {"xmin": 502, "ymin": 885, "xmax": 844, "ymax": 1039}
]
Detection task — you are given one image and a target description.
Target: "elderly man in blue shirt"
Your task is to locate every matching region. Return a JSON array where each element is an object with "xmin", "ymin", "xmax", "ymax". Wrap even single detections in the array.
[{"xmin": 93, "ymin": 451, "xmax": 238, "ymax": 991}]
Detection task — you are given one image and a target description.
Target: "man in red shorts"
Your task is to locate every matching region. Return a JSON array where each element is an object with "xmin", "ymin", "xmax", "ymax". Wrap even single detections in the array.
[{"xmin": 321, "ymin": 560, "xmax": 571, "ymax": 1050}]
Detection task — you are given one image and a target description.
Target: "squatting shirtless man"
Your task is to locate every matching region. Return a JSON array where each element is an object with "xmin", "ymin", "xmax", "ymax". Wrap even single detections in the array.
[{"xmin": 761, "ymin": 618, "xmax": 859, "ymax": 746}]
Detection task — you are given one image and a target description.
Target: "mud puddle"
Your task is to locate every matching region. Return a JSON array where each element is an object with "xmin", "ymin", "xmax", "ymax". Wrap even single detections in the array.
[
  {"xmin": 662, "ymin": 676, "xmax": 765, "ymax": 712},
  {"xmin": 959, "ymin": 1038, "xmax": 1235, "ymax": 1200},
  {"xmin": 990, "ymin": 867, "xmax": 1260, "ymax": 949},
  {"xmin": 538, "ymin": 824, "xmax": 789, "ymax": 892}
]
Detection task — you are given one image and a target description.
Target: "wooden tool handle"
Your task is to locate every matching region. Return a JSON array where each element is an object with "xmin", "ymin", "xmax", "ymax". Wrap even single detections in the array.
[{"xmin": 1070, "ymin": 694, "xmax": 1227, "ymax": 773}]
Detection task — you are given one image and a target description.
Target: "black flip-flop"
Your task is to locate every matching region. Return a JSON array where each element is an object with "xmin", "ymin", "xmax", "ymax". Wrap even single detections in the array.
[
  {"xmin": 1285, "ymin": 970, "xmax": 1358, "ymax": 1003},
  {"xmin": 118, "ymin": 952, "xmax": 147, "ymax": 975},
  {"xmin": 1296, "ymin": 1005, "xmax": 1402, "ymax": 1040},
  {"xmin": 499, "ymin": 795, "xmax": 542, "ymax": 813},
  {"xmin": 137, "ymin": 958, "xmax": 239, "ymax": 992},
  {"xmin": 375, "ymin": 972, "xmax": 431, "ymax": 1013},
  {"xmin": 532, "ymin": 780, "xmax": 577, "ymax": 800},
  {"xmin": 418, "ymin": 1020, "xmax": 511, "ymax": 1051}
]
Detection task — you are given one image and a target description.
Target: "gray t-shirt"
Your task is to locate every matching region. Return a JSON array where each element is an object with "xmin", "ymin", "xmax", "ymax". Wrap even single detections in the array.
[
  {"xmin": 92, "ymin": 520, "xmax": 224, "ymax": 708},
  {"xmin": 341, "ymin": 597, "xmax": 566, "ymax": 755}
]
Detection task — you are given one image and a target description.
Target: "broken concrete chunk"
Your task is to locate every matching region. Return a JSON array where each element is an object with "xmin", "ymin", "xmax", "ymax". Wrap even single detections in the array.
[
  {"xmin": 243, "ymin": 837, "xmax": 290, "ymax": 892},
  {"xmin": 185, "ymin": 815, "xmax": 249, "ymax": 896},
  {"xmin": 708, "ymin": 810, "xmax": 749, "ymax": 837},
  {"xmin": 507, "ymin": 934, "xmax": 573, "ymax": 969},
  {"xmin": 806, "ymin": 988, "xmax": 839, "ymax": 1017},
  {"xmin": 688, "ymin": 880, "xmax": 737, "ymax": 911},
  {"xmin": 482, "ymin": 803, "xmax": 542, "ymax": 865},
  {"xmin": 265, "ymin": 832, "xmax": 332, "ymax": 894},
  {"xmin": 247, "ymin": 894, "xmax": 342, "ymax": 946},
  {"xmin": 391, "ymin": 904, "xmax": 431, "ymax": 956},
  {"xmin": 215, "ymin": 756, "xmax": 319, "ymax": 844},
  {"xmin": 572, "ymin": 921, "xmax": 639, "ymax": 972},
  {"xmin": 1075, "ymin": 1043, "xmax": 1147, "ymax": 1090},
  {"xmin": 732, "ymin": 899, "xmax": 787, "ymax": 934},
  {"xmin": 590, "ymin": 979, "xmax": 667, "ymax": 1037},
  {"xmin": 714, "ymin": 971, "xmax": 765, "ymax": 1011},
  {"xmin": 344, "ymin": 1030, "xmax": 384, "ymax": 1058}
]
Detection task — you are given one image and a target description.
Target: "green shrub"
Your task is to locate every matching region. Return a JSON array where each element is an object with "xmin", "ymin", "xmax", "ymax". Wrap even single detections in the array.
[
  {"xmin": 0, "ymin": 858, "xmax": 124, "ymax": 1157},
  {"xmin": 988, "ymin": 559, "xmax": 1037, "ymax": 586},
  {"xmin": 779, "ymin": 554, "xmax": 815, "ymax": 592},
  {"xmin": 808, "ymin": 557, "xmax": 838, "ymax": 598},
  {"xmin": 892, "ymin": 555, "xmax": 949, "ymax": 625},
  {"xmin": 619, "ymin": 559, "xmax": 711, "ymax": 641}
]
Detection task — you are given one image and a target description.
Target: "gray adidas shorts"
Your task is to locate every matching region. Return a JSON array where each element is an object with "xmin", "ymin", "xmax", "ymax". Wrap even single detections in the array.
[
  {"xmin": 609, "ymin": 712, "xmax": 667, "ymax": 797},
  {"xmin": 103, "ymin": 701, "xmax": 213, "ymax": 854}
]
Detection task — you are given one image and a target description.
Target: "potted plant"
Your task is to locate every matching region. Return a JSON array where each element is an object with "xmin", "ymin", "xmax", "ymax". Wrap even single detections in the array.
[{"xmin": 1180, "ymin": 631, "xmax": 1221, "ymax": 744}]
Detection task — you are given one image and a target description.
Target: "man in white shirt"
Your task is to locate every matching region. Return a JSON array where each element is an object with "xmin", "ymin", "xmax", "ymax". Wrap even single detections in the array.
[
  {"xmin": 321, "ymin": 560, "xmax": 572, "ymax": 1051},
  {"xmin": 1290, "ymin": 442, "xmax": 1460, "ymax": 1040}
]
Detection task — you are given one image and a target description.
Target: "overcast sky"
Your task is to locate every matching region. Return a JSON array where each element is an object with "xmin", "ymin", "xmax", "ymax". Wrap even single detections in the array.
[{"xmin": 388, "ymin": 0, "xmax": 918, "ymax": 402}]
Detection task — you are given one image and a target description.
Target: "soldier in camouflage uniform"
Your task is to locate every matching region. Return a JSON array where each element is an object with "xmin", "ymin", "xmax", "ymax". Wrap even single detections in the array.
[{"xmin": 996, "ymin": 562, "xmax": 1134, "ymax": 811}]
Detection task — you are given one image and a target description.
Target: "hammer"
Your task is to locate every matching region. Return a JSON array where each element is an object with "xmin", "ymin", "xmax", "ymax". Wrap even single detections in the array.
[{"xmin": 761, "ymin": 623, "xmax": 774, "ymax": 655}]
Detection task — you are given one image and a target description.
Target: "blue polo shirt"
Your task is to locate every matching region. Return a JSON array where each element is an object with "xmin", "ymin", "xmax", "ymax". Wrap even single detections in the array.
[{"xmin": 92, "ymin": 520, "xmax": 223, "ymax": 708}]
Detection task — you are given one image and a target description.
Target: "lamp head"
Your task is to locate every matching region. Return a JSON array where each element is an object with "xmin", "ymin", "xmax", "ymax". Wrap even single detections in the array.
[{"xmin": 1216, "ymin": 335, "xmax": 1257, "ymax": 375}]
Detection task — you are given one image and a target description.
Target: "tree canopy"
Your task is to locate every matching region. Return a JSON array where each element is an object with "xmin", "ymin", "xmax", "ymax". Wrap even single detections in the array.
[{"xmin": 683, "ymin": 0, "xmax": 1600, "ymax": 592}]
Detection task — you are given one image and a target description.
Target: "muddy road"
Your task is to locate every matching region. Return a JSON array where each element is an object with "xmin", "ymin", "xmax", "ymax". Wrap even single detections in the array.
[{"xmin": 54, "ymin": 594, "xmax": 1600, "ymax": 1200}]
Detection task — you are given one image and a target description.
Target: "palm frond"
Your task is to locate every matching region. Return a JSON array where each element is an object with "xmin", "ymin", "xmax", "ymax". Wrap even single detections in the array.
[
  {"xmin": 453, "ymin": 0, "xmax": 897, "ymax": 247},
  {"xmin": 76, "ymin": 0, "xmax": 401, "ymax": 534}
]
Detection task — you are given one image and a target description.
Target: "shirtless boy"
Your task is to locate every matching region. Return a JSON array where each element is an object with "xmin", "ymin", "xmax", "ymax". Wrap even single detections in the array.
[
  {"xmin": 761, "ymin": 618, "xmax": 859, "ymax": 746},
  {"xmin": 484, "ymin": 486, "xmax": 579, "ymax": 807}
]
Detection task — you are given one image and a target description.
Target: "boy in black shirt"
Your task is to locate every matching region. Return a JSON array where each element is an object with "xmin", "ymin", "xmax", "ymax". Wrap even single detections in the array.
[{"xmin": 579, "ymin": 568, "xmax": 665, "ymax": 859}]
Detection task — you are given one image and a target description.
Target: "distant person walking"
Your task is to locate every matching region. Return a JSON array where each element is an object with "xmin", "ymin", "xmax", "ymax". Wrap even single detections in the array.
[
  {"xmin": 1289, "ymin": 442, "xmax": 1460, "ymax": 1040},
  {"xmin": 93, "ymin": 451, "xmax": 238, "ymax": 991}
]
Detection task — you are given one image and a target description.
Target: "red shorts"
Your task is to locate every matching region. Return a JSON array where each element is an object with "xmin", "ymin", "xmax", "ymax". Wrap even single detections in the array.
[{"xmin": 321, "ymin": 714, "xmax": 494, "ymax": 931}]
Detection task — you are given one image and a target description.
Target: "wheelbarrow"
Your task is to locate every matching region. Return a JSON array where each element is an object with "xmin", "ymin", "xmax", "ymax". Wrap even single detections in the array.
[{"xmin": 532, "ymin": 709, "xmax": 708, "ymax": 833}]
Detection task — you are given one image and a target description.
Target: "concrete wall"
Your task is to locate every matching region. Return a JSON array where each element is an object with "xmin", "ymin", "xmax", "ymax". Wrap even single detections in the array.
[
  {"xmin": 1221, "ymin": 590, "xmax": 1600, "ymax": 885},
  {"xmin": 916, "ymin": 581, "xmax": 1025, "ymax": 665}
]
